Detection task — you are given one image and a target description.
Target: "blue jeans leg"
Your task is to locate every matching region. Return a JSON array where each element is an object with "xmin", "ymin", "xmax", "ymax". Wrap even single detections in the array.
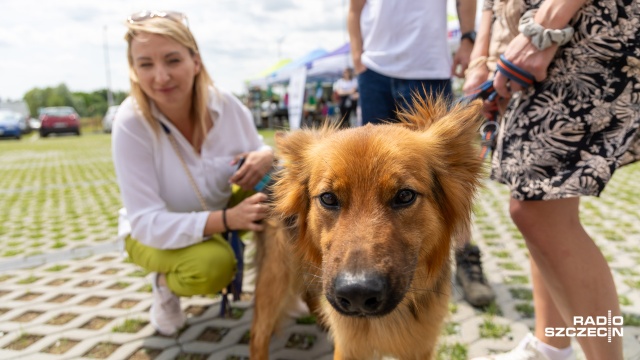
[
  {"xmin": 358, "ymin": 69, "xmax": 452, "ymax": 125},
  {"xmin": 357, "ymin": 69, "xmax": 395, "ymax": 125},
  {"xmin": 392, "ymin": 78, "xmax": 452, "ymax": 114}
]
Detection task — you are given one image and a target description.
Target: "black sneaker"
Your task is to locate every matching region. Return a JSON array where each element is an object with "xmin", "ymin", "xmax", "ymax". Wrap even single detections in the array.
[{"xmin": 455, "ymin": 243, "xmax": 495, "ymax": 307}]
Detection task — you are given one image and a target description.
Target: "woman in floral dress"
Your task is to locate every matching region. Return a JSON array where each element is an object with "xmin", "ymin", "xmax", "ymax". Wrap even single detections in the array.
[{"xmin": 476, "ymin": 0, "xmax": 640, "ymax": 359}]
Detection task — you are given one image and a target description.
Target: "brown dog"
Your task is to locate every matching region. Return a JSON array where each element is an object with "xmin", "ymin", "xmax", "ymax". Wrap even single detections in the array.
[{"xmin": 250, "ymin": 98, "xmax": 484, "ymax": 359}]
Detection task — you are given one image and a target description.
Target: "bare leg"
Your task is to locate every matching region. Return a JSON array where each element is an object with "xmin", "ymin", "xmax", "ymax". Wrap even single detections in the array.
[
  {"xmin": 510, "ymin": 197, "xmax": 622, "ymax": 360},
  {"xmin": 530, "ymin": 258, "xmax": 571, "ymax": 349}
]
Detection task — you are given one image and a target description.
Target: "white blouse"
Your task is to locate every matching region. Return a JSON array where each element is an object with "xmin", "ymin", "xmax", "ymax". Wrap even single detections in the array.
[{"xmin": 112, "ymin": 87, "xmax": 269, "ymax": 250}]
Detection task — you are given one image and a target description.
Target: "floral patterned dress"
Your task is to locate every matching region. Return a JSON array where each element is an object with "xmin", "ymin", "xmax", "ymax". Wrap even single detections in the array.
[{"xmin": 491, "ymin": 0, "xmax": 640, "ymax": 200}]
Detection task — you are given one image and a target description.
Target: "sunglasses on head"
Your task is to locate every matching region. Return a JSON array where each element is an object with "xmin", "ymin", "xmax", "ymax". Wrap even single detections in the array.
[{"xmin": 127, "ymin": 10, "xmax": 189, "ymax": 27}]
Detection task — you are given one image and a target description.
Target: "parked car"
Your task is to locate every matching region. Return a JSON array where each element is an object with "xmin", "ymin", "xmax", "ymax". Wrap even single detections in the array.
[
  {"xmin": 39, "ymin": 106, "xmax": 80, "ymax": 137},
  {"xmin": 102, "ymin": 105, "xmax": 119, "ymax": 133},
  {"xmin": 0, "ymin": 110, "xmax": 23, "ymax": 139},
  {"xmin": 0, "ymin": 100, "xmax": 30, "ymax": 134}
]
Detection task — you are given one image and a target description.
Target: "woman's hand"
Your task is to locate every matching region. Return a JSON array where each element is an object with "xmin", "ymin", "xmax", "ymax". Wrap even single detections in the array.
[
  {"xmin": 229, "ymin": 148, "xmax": 274, "ymax": 191},
  {"xmin": 463, "ymin": 67, "xmax": 499, "ymax": 119},
  {"xmin": 462, "ymin": 66, "xmax": 490, "ymax": 97},
  {"xmin": 225, "ymin": 192, "xmax": 269, "ymax": 231},
  {"xmin": 493, "ymin": 34, "xmax": 558, "ymax": 99}
]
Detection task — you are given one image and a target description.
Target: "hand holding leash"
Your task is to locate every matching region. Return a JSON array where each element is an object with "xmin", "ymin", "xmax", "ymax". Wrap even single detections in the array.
[
  {"xmin": 225, "ymin": 192, "xmax": 269, "ymax": 232},
  {"xmin": 229, "ymin": 149, "xmax": 274, "ymax": 191},
  {"xmin": 493, "ymin": 33, "xmax": 557, "ymax": 98}
]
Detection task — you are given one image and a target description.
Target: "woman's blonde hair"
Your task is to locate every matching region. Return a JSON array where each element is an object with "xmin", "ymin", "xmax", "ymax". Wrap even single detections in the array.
[{"xmin": 125, "ymin": 15, "xmax": 213, "ymax": 148}]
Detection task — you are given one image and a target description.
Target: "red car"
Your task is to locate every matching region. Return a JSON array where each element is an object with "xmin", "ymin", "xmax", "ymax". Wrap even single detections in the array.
[{"xmin": 39, "ymin": 106, "xmax": 80, "ymax": 137}]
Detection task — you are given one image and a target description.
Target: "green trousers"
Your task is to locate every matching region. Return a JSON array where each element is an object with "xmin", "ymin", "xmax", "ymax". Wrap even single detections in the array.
[{"xmin": 124, "ymin": 185, "xmax": 254, "ymax": 297}]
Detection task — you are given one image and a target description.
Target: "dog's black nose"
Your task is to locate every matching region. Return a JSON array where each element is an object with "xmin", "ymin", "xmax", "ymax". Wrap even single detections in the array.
[{"xmin": 333, "ymin": 272, "xmax": 389, "ymax": 316}]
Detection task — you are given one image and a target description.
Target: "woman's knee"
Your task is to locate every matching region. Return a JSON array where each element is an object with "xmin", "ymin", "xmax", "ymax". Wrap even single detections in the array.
[
  {"xmin": 171, "ymin": 245, "xmax": 237, "ymax": 296},
  {"xmin": 509, "ymin": 199, "xmax": 535, "ymax": 232}
]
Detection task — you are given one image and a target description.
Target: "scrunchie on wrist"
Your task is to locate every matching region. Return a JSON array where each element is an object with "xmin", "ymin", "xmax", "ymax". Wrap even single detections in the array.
[{"xmin": 518, "ymin": 9, "xmax": 574, "ymax": 50}]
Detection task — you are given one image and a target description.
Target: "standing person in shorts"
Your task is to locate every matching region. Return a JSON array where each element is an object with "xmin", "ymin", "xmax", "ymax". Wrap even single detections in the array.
[{"xmin": 473, "ymin": 0, "xmax": 640, "ymax": 359}]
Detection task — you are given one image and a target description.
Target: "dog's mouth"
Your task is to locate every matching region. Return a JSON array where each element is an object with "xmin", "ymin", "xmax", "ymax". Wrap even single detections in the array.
[{"xmin": 326, "ymin": 271, "xmax": 407, "ymax": 317}]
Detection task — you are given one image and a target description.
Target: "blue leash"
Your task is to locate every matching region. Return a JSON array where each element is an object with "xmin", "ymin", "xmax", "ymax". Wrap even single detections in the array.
[
  {"xmin": 220, "ymin": 230, "xmax": 244, "ymax": 317},
  {"xmin": 219, "ymin": 169, "xmax": 274, "ymax": 318}
]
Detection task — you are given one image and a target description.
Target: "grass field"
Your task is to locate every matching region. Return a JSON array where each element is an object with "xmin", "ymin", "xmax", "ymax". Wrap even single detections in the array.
[{"xmin": 0, "ymin": 129, "xmax": 278, "ymax": 258}]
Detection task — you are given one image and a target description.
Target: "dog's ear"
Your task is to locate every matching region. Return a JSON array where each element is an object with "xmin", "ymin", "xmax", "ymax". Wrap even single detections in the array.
[
  {"xmin": 273, "ymin": 130, "xmax": 321, "ymax": 217},
  {"xmin": 396, "ymin": 94, "xmax": 451, "ymax": 130},
  {"xmin": 415, "ymin": 99, "xmax": 486, "ymax": 235}
]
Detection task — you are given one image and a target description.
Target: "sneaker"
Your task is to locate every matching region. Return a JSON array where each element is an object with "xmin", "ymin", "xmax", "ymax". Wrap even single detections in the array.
[
  {"xmin": 471, "ymin": 333, "xmax": 575, "ymax": 360},
  {"xmin": 148, "ymin": 272, "xmax": 186, "ymax": 336},
  {"xmin": 455, "ymin": 243, "xmax": 495, "ymax": 307}
]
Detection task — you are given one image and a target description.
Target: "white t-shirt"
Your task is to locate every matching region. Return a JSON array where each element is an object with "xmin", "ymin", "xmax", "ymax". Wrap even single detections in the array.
[
  {"xmin": 112, "ymin": 87, "xmax": 269, "ymax": 250},
  {"xmin": 360, "ymin": 0, "xmax": 451, "ymax": 80},
  {"xmin": 333, "ymin": 78, "xmax": 358, "ymax": 97}
]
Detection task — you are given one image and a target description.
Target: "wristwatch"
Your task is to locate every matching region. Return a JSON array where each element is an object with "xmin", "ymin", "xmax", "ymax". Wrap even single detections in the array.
[{"xmin": 460, "ymin": 31, "xmax": 476, "ymax": 44}]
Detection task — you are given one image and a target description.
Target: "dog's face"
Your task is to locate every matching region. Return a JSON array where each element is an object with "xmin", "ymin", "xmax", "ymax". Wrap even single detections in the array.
[{"xmin": 274, "ymin": 99, "xmax": 484, "ymax": 318}]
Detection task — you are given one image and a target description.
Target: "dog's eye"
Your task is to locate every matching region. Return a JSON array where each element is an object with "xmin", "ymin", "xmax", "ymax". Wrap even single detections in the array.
[
  {"xmin": 319, "ymin": 192, "xmax": 339, "ymax": 209},
  {"xmin": 392, "ymin": 189, "xmax": 417, "ymax": 208}
]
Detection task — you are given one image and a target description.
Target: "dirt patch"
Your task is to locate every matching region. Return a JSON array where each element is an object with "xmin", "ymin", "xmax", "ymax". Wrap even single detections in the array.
[
  {"xmin": 4, "ymin": 334, "xmax": 44, "ymax": 350},
  {"xmin": 0, "ymin": 308, "xmax": 9, "ymax": 316},
  {"xmin": 15, "ymin": 292, "xmax": 42, "ymax": 301},
  {"xmin": 101, "ymin": 268, "xmax": 120, "ymax": 275},
  {"xmin": 74, "ymin": 266, "xmax": 95, "ymax": 273},
  {"xmin": 197, "ymin": 327, "xmax": 229, "ymax": 342},
  {"xmin": 98, "ymin": 256, "xmax": 116, "ymax": 262},
  {"xmin": 46, "ymin": 313, "xmax": 79, "ymax": 325},
  {"xmin": 48, "ymin": 294, "xmax": 74, "ymax": 303},
  {"xmin": 79, "ymin": 296, "xmax": 106, "ymax": 306},
  {"xmin": 238, "ymin": 330, "xmax": 251, "ymax": 344},
  {"xmin": 185, "ymin": 305, "xmax": 209, "ymax": 317},
  {"xmin": 41, "ymin": 338, "xmax": 80, "ymax": 354},
  {"xmin": 112, "ymin": 299, "xmax": 140, "ymax": 309},
  {"xmin": 107, "ymin": 282, "xmax": 130, "ymax": 290},
  {"xmin": 0, "ymin": 290, "xmax": 11, "ymax": 298},
  {"xmin": 129, "ymin": 348, "xmax": 162, "ymax": 360},
  {"xmin": 12, "ymin": 311, "xmax": 43, "ymax": 322},
  {"xmin": 81, "ymin": 316, "xmax": 113, "ymax": 330},
  {"xmin": 77, "ymin": 280, "xmax": 102, "ymax": 288},
  {"xmin": 47, "ymin": 278, "xmax": 70, "ymax": 286},
  {"xmin": 84, "ymin": 342, "xmax": 119, "ymax": 359},
  {"xmin": 285, "ymin": 333, "xmax": 317, "ymax": 350}
]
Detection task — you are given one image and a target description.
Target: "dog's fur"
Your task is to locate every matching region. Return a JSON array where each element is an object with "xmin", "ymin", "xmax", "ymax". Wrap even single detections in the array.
[{"xmin": 250, "ymin": 98, "xmax": 485, "ymax": 359}]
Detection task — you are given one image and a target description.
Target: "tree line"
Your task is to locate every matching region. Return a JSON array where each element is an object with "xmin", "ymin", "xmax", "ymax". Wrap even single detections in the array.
[{"xmin": 22, "ymin": 84, "xmax": 128, "ymax": 118}]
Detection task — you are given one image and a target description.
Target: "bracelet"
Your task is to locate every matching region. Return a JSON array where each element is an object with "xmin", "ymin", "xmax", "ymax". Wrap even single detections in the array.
[
  {"xmin": 222, "ymin": 208, "xmax": 231, "ymax": 232},
  {"xmin": 518, "ymin": 9, "xmax": 574, "ymax": 50}
]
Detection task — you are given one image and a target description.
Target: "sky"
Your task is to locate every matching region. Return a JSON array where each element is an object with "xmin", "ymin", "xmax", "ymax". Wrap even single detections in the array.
[
  {"xmin": 0, "ymin": 0, "xmax": 351, "ymax": 101},
  {"xmin": 0, "ymin": 0, "xmax": 464, "ymax": 101}
]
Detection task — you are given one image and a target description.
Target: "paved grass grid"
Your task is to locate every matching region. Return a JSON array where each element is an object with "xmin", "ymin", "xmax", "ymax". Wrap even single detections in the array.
[{"xmin": 0, "ymin": 132, "xmax": 639, "ymax": 359}]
